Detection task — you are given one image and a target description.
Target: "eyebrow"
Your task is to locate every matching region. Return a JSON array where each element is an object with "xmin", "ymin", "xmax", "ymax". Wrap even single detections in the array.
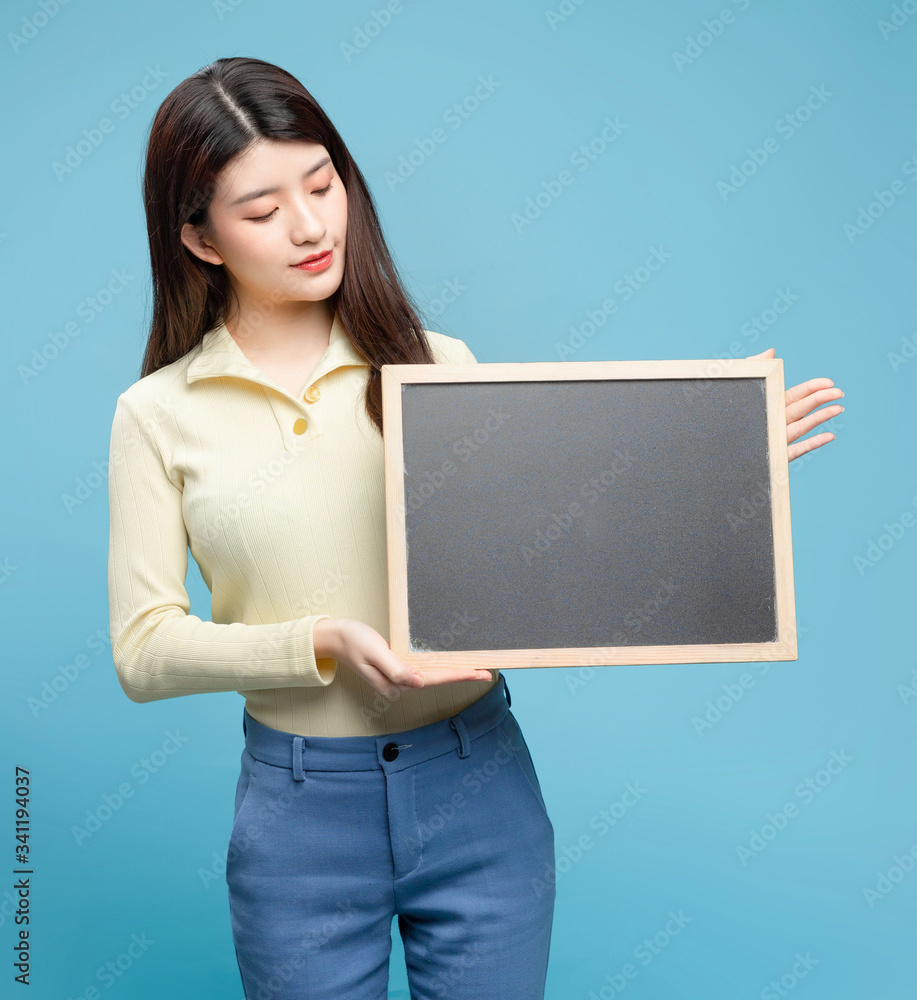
[{"xmin": 228, "ymin": 156, "xmax": 332, "ymax": 207}]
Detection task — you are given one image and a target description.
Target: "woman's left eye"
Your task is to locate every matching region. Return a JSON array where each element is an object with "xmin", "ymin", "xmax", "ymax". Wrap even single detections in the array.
[{"xmin": 249, "ymin": 184, "xmax": 333, "ymax": 223}]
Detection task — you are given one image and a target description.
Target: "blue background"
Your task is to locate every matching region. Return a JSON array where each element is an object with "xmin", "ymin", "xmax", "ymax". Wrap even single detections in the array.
[{"xmin": 1, "ymin": 0, "xmax": 914, "ymax": 997}]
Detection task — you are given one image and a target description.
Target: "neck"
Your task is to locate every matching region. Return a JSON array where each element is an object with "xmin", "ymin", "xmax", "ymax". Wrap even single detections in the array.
[{"xmin": 225, "ymin": 297, "xmax": 335, "ymax": 355}]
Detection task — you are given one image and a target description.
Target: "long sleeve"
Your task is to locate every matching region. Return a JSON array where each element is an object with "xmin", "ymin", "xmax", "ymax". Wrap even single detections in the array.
[{"xmin": 107, "ymin": 391, "xmax": 337, "ymax": 704}]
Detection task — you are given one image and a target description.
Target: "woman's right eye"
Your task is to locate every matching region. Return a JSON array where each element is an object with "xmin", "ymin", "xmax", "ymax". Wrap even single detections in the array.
[{"xmin": 249, "ymin": 209, "xmax": 277, "ymax": 222}]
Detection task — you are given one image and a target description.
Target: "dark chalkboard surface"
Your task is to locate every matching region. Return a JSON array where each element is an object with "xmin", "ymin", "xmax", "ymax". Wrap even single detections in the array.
[{"xmin": 381, "ymin": 359, "xmax": 797, "ymax": 669}]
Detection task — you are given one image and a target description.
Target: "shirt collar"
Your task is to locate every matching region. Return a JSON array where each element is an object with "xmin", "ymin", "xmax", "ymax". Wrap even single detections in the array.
[{"xmin": 185, "ymin": 308, "xmax": 370, "ymax": 389}]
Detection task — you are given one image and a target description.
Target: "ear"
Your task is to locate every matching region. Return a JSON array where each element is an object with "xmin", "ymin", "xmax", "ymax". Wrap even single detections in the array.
[{"xmin": 180, "ymin": 222, "xmax": 225, "ymax": 266}]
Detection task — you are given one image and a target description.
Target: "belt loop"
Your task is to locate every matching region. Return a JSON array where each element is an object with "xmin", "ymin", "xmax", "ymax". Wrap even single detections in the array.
[
  {"xmin": 449, "ymin": 716, "xmax": 471, "ymax": 758},
  {"xmin": 292, "ymin": 736, "xmax": 305, "ymax": 781},
  {"xmin": 500, "ymin": 672, "xmax": 511, "ymax": 708}
]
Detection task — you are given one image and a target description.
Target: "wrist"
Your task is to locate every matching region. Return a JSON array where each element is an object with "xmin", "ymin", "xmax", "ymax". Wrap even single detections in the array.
[{"xmin": 312, "ymin": 617, "xmax": 345, "ymax": 661}]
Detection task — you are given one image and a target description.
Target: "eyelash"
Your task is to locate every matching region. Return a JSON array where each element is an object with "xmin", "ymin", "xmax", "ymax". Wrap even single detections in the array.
[{"xmin": 249, "ymin": 183, "xmax": 333, "ymax": 222}]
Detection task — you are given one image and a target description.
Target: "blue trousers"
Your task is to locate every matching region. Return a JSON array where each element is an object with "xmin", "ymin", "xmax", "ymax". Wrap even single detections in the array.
[{"xmin": 225, "ymin": 674, "xmax": 556, "ymax": 999}]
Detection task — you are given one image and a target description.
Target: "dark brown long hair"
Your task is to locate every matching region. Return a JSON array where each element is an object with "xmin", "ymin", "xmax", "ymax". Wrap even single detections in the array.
[{"xmin": 139, "ymin": 55, "xmax": 436, "ymax": 433}]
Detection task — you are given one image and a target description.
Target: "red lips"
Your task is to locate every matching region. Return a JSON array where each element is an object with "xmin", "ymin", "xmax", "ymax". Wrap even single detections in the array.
[{"xmin": 295, "ymin": 250, "xmax": 331, "ymax": 265}]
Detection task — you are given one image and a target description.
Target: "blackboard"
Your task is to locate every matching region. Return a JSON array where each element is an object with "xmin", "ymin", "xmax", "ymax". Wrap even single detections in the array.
[{"xmin": 381, "ymin": 358, "xmax": 797, "ymax": 669}]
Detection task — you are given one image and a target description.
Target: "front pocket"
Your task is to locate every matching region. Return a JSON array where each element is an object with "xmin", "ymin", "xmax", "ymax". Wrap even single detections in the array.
[
  {"xmin": 499, "ymin": 717, "xmax": 550, "ymax": 818},
  {"xmin": 226, "ymin": 752, "xmax": 265, "ymax": 868}
]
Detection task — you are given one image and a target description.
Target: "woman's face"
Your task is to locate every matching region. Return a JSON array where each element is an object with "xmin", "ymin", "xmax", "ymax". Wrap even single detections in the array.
[{"xmin": 181, "ymin": 139, "xmax": 347, "ymax": 318}]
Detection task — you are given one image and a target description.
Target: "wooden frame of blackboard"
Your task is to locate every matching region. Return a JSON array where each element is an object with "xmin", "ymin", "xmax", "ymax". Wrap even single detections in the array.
[{"xmin": 381, "ymin": 358, "xmax": 797, "ymax": 669}]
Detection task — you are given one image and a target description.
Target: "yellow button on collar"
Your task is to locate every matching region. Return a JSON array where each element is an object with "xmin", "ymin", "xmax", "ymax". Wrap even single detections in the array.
[
  {"xmin": 303, "ymin": 385, "xmax": 321, "ymax": 403},
  {"xmin": 292, "ymin": 418, "xmax": 307, "ymax": 435}
]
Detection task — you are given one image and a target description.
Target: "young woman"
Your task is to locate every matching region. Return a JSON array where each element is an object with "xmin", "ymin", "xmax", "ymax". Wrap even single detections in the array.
[
  {"xmin": 108, "ymin": 55, "xmax": 552, "ymax": 1000},
  {"xmin": 108, "ymin": 56, "xmax": 843, "ymax": 1000}
]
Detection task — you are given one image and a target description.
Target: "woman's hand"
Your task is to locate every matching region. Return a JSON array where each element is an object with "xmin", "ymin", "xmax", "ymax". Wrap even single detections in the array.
[
  {"xmin": 746, "ymin": 347, "xmax": 845, "ymax": 462},
  {"xmin": 313, "ymin": 618, "xmax": 493, "ymax": 697}
]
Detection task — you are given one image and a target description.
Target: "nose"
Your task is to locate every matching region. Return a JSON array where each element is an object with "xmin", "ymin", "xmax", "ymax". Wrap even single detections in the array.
[{"xmin": 287, "ymin": 196, "xmax": 326, "ymax": 246}]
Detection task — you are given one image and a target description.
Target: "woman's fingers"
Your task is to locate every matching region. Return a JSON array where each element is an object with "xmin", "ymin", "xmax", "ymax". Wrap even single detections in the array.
[
  {"xmin": 411, "ymin": 667, "xmax": 494, "ymax": 686},
  {"xmin": 334, "ymin": 619, "xmax": 493, "ymax": 695},
  {"xmin": 787, "ymin": 402, "xmax": 844, "ymax": 443},
  {"xmin": 354, "ymin": 658, "xmax": 418, "ymax": 698},
  {"xmin": 359, "ymin": 661, "xmax": 492, "ymax": 696}
]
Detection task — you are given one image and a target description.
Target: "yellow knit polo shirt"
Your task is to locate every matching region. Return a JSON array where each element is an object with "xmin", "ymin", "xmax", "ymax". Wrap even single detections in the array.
[{"xmin": 107, "ymin": 309, "xmax": 500, "ymax": 735}]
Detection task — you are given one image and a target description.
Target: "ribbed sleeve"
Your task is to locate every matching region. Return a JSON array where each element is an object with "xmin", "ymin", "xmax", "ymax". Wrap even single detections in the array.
[{"xmin": 107, "ymin": 392, "xmax": 337, "ymax": 704}]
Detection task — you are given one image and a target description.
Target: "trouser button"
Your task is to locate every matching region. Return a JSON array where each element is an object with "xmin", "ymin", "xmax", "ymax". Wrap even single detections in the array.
[{"xmin": 382, "ymin": 742, "xmax": 399, "ymax": 761}]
